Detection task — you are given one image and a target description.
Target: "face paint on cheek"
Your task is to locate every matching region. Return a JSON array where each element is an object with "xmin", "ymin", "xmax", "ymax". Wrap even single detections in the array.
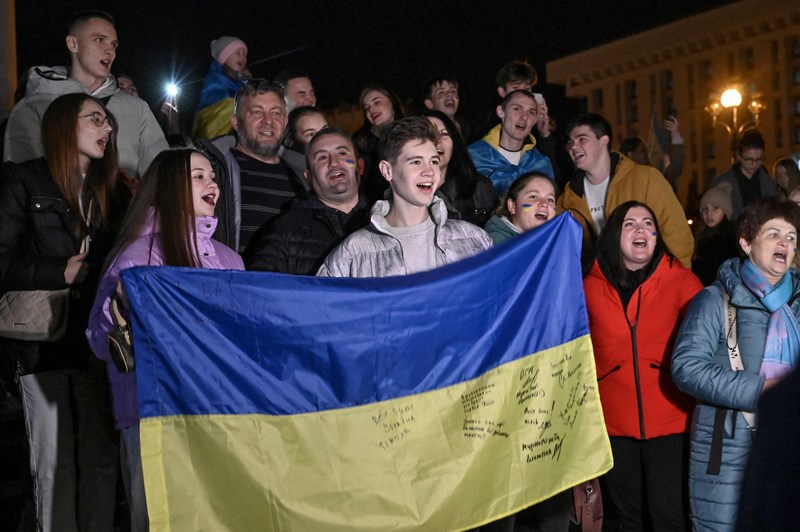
[
  {"xmin": 652, "ymin": 232, "xmax": 657, "ymax": 238},
  {"xmin": 521, "ymin": 204, "xmax": 533, "ymax": 212},
  {"xmin": 345, "ymin": 159, "xmax": 356, "ymax": 168}
]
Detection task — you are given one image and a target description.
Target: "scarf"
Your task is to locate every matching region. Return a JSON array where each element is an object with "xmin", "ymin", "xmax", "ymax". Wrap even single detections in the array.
[{"xmin": 740, "ymin": 259, "xmax": 800, "ymax": 379}]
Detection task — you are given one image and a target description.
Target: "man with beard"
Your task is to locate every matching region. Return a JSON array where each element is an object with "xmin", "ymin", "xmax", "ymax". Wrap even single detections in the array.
[
  {"xmin": 199, "ymin": 80, "xmax": 305, "ymax": 252},
  {"xmin": 244, "ymin": 127, "xmax": 368, "ymax": 275}
]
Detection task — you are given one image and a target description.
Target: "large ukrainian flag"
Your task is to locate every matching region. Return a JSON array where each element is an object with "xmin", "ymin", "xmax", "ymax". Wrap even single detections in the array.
[{"xmin": 123, "ymin": 213, "xmax": 612, "ymax": 532}]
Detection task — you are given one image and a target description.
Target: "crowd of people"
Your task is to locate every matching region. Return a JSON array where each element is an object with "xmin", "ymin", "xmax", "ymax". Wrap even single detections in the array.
[{"xmin": 1, "ymin": 8, "xmax": 800, "ymax": 532}]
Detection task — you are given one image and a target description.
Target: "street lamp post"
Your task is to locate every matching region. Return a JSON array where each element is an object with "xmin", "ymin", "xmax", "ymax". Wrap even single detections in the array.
[{"xmin": 705, "ymin": 87, "xmax": 765, "ymax": 152}]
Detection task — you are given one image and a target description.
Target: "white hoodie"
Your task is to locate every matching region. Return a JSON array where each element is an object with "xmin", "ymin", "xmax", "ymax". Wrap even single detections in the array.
[{"xmin": 3, "ymin": 66, "xmax": 168, "ymax": 178}]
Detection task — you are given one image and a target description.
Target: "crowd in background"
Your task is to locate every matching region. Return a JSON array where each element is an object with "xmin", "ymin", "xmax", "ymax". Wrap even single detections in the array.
[{"xmin": 1, "ymin": 8, "xmax": 800, "ymax": 532}]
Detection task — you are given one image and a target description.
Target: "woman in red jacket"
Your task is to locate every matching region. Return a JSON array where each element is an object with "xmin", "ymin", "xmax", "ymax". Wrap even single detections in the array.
[{"xmin": 584, "ymin": 200, "xmax": 702, "ymax": 531}]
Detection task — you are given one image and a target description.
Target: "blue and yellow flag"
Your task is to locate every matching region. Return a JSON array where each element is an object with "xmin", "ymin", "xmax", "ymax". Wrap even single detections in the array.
[{"xmin": 123, "ymin": 213, "xmax": 612, "ymax": 532}]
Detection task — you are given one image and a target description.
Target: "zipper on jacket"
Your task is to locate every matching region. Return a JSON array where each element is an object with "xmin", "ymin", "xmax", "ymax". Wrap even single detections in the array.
[{"xmin": 624, "ymin": 287, "xmax": 647, "ymax": 440}]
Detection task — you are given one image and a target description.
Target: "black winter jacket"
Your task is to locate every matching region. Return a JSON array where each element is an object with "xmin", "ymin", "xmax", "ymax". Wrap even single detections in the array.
[
  {"xmin": 244, "ymin": 195, "xmax": 368, "ymax": 275},
  {"xmin": 0, "ymin": 159, "xmax": 130, "ymax": 373}
]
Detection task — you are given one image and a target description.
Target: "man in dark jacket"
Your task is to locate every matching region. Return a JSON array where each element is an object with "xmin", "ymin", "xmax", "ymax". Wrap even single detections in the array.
[
  {"xmin": 709, "ymin": 128, "xmax": 776, "ymax": 221},
  {"xmin": 244, "ymin": 127, "xmax": 367, "ymax": 275}
]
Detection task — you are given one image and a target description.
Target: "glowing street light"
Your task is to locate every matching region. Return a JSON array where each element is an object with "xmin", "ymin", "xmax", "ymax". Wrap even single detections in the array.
[
  {"xmin": 719, "ymin": 88, "xmax": 742, "ymax": 108},
  {"xmin": 705, "ymin": 86, "xmax": 764, "ymax": 152}
]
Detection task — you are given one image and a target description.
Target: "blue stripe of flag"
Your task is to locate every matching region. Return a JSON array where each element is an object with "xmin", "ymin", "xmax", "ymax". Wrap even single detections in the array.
[{"xmin": 124, "ymin": 213, "xmax": 587, "ymax": 419}]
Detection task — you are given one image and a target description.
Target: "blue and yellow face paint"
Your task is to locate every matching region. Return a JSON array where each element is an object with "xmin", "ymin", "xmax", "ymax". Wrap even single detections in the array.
[{"xmin": 345, "ymin": 159, "xmax": 357, "ymax": 169}]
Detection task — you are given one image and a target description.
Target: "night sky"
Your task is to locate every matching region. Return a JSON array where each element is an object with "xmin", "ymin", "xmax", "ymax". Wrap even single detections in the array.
[{"xmin": 14, "ymin": 0, "xmax": 737, "ymax": 126}]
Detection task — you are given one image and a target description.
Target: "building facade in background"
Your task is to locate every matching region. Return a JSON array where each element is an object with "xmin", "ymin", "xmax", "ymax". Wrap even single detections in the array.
[{"xmin": 547, "ymin": 0, "xmax": 800, "ymax": 209}]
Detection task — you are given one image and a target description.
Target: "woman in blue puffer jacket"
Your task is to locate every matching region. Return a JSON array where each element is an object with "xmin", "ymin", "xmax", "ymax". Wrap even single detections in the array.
[{"xmin": 672, "ymin": 197, "xmax": 800, "ymax": 531}]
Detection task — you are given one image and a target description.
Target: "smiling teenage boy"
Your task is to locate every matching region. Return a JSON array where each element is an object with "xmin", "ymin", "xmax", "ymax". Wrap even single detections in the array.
[
  {"xmin": 318, "ymin": 117, "xmax": 492, "ymax": 278},
  {"xmin": 557, "ymin": 113, "xmax": 693, "ymax": 273}
]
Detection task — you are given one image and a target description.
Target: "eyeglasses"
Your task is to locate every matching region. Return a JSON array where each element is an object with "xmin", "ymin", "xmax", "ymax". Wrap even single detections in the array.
[
  {"xmin": 79, "ymin": 112, "xmax": 113, "ymax": 129},
  {"xmin": 741, "ymin": 157, "xmax": 763, "ymax": 165}
]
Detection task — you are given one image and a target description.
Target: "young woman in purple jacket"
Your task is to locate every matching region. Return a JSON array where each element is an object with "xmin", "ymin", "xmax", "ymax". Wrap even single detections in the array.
[{"xmin": 86, "ymin": 148, "xmax": 243, "ymax": 531}]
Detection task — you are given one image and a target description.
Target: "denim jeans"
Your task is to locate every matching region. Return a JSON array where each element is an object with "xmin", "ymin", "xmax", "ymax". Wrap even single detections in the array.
[{"xmin": 121, "ymin": 424, "xmax": 149, "ymax": 531}]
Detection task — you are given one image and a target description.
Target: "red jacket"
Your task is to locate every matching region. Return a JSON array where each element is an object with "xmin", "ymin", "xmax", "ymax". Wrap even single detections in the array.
[{"xmin": 584, "ymin": 255, "xmax": 702, "ymax": 439}]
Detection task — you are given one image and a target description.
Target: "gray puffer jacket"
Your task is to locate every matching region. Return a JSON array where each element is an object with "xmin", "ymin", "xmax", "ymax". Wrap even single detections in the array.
[
  {"xmin": 672, "ymin": 258, "xmax": 800, "ymax": 532},
  {"xmin": 317, "ymin": 196, "xmax": 492, "ymax": 278}
]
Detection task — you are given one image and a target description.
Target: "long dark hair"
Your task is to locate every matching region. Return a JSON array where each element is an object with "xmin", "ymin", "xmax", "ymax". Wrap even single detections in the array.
[
  {"xmin": 41, "ymin": 93, "xmax": 119, "ymax": 235},
  {"xmin": 596, "ymin": 201, "xmax": 669, "ymax": 289},
  {"xmin": 421, "ymin": 109, "xmax": 482, "ymax": 201},
  {"xmin": 106, "ymin": 149, "xmax": 204, "ymax": 270},
  {"xmin": 773, "ymin": 158, "xmax": 800, "ymax": 195}
]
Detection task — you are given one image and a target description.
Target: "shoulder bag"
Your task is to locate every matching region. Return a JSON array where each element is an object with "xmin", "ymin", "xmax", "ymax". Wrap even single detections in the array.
[
  {"xmin": 107, "ymin": 295, "xmax": 134, "ymax": 373},
  {"xmin": 0, "ymin": 204, "xmax": 92, "ymax": 342}
]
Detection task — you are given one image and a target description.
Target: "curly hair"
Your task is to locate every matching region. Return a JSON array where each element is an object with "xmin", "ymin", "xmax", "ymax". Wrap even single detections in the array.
[{"xmin": 737, "ymin": 197, "xmax": 800, "ymax": 243}]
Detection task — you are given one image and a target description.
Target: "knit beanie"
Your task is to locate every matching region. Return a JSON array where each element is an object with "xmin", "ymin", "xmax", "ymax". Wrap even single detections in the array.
[
  {"xmin": 700, "ymin": 182, "xmax": 733, "ymax": 220},
  {"xmin": 210, "ymin": 37, "xmax": 247, "ymax": 65}
]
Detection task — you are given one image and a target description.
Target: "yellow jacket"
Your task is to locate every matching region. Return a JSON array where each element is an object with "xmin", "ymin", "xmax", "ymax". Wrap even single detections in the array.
[{"xmin": 557, "ymin": 152, "xmax": 693, "ymax": 272}]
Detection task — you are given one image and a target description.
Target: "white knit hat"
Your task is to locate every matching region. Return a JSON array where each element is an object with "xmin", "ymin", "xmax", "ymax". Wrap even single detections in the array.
[{"xmin": 210, "ymin": 36, "xmax": 247, "ymax": 65}]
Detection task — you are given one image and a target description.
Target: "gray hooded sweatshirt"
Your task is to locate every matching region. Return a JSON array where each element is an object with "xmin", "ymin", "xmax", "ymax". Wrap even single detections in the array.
[{"xmin": 3, "ymin": 66, "xmax": 168, "ymax": 178}]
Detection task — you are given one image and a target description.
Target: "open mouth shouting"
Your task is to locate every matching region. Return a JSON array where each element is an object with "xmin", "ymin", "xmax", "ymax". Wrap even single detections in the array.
[
  {"xmin": 201, "ymin": 193, "xmax": 216, "ymax": 207},
  {"xmin": 571, "ymin": 150, "xmax": 586, "ymax": 165},
  {"xmin": 327, "ymin": 167, "xmax": 348, "ymax": 182},
  {"xmin": 533, "ymin": 208, "xmax": 550, "ymax": 221},
  {"xmin": 97, "ymin": 136, "xmax": 109, "ymax": 151},
  {"xmin": 632, "ymin": 237, "xmax": 648, "ymax": 249}
]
